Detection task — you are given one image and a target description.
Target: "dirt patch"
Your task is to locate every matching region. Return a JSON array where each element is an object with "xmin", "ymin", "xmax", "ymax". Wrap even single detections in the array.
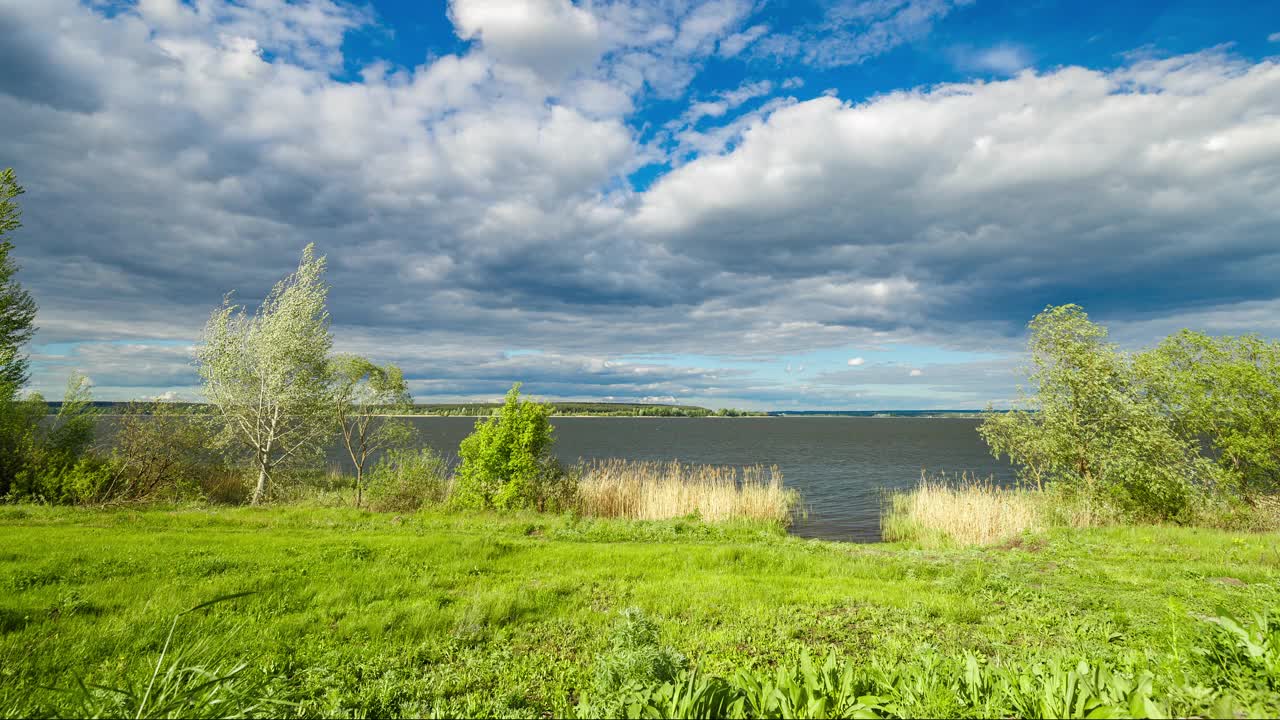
[{"xmin": 1213, "ymin": 576, "xmax": 1247, "ymax": 587}]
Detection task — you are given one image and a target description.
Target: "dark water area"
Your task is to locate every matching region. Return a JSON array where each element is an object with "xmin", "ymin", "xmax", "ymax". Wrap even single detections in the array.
[{"xmin": 360, "ymin": 417, "xmax": 1014, "ymax": 543}]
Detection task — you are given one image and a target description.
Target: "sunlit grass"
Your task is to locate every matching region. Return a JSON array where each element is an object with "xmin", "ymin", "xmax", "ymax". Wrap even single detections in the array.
[{"xmin": 1, "ymin": 506, "xmax": 1277, "ymax": 717}]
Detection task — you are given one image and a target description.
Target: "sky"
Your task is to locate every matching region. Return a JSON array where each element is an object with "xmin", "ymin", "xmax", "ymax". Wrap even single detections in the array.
[{"xmin": 1, "ymin": 0, "xmax": 1279, "ymax": 410}]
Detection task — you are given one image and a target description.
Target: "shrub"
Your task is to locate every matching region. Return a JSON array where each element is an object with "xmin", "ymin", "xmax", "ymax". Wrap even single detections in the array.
[
  {"xmin": 451, "ymin": 383, "xmax": 568, "ymax": 511},
  {"xmin": 580, "ymin": 608, "xmax": 688, "ymax": 717},
  {"xmin": 364, "ymin": 448, "xmax": 450, "ymax": 512},
  {"xmin": 0, "ymin": 390, "xmax": 45, "ymax": 497},
  {"xmin": 2, "ymin": 372, "xmax": 99, "ymax": 503},
  {"xmin": 23, "ymin": 455, "xmax": 117, "ymax": 504},
  {"xmin": 96, "ymin": 402, "xmax": 225, "ymax": 504}
]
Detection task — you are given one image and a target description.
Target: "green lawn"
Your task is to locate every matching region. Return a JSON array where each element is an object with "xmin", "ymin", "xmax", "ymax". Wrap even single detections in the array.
[{"xmin": 1, "ymin": 506, "xmax": 1277, "ymax": 717}]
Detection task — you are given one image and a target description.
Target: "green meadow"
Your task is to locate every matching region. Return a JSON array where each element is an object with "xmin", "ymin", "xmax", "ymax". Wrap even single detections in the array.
[{"xmin": 1, "ymin": 505, "xmax": 1277, "ymax": 718}]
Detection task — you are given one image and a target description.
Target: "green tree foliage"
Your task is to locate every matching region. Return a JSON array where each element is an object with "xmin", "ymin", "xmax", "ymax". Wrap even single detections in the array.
[
  {"xmin": 0, "ymin": 169, "xmax": 37, "ymax": 391},
  {"xmin": 5, "ymin": 372, "xmax": 101, "ymax": 502},
  {"xmin": 196, "ymin": 244, "xmax": 335, "ymax": 505},
  {"xmin": 332, "ymin": 354, "xmax": 416, "ymax": 507},
  {"xmin": 0, "ymin": 169, "xmax": 41, "ymax": 496},
  {"xmin": 0, "ymin": 391, "xmax": 45, "ymax": 497},
  {"xmin": 452, "ymin": 383, "xmax": 571, "ymax": 511},
  {"xmin": 1136, "ymin": 331, "xmax": 1280, "ymax": 495},
  {"xmin": 980, "ymin": 305, "xmax": 1211, "ymax": 519}
]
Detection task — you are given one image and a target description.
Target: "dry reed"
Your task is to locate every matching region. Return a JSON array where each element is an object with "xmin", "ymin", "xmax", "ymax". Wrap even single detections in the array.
[
  {"xmin": 881, "ymin": 472, "xmax": 1090, "ymax": 546},
  {"xmin": 574, "ymin": 459, "xmax": 800, "ymax": 524}
]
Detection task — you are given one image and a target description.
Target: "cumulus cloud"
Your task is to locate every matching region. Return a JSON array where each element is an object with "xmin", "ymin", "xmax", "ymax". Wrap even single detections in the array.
[
  {"xmin": 449, "ymin": 0, "xmax": 603, "ymax": 83},
  {"xmin": 2, "ymin": 0, "xmax": 1279, "ymax": 408},
  {"xmin": 633, "ymin": 50, "xmax": 1280, "ymax": 330},
  {"xmin": 909, "ymin": 369, "xmax": 923, "ymax": 377},
  {"xmin": 848, "ymin": 357, "xmax": 865, "ymax": 366}
]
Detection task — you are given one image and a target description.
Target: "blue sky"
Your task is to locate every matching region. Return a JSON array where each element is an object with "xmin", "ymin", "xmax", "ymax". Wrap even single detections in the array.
[{"xmin": 1, "ymin": 0, "xmax": 1279, "ymax": 409}]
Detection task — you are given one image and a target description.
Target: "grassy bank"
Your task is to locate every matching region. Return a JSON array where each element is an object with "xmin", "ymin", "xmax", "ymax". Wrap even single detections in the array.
[{"xmin": 1, "ymin": 506, "xmax": 1278, "ymax": 717}]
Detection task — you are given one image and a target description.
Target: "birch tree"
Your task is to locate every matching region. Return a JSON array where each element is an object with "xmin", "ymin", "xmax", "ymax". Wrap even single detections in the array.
[
  {"xmin": 196, "ymin": 244, "xmax": 334, "ymax": 504},
  {"xmin": 332, "ymin": 354, "xmax": 415, "ymax": 507}
]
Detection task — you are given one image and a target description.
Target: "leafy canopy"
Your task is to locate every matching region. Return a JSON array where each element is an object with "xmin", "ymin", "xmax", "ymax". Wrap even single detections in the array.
[
  {"xmin": 332, "ymin": 354, "xmax": 416, "ymax": 506},
  {"xmin": 979, "ymin": 305, "xmax": 1211, "ymax": 519},
  {"xmin": 1136, "ymin": 330, "xmax": 1280, "ymax": 495},
  {"xmin": 195, "ymin": 244, "xmax": 335, "ymax": 503}
]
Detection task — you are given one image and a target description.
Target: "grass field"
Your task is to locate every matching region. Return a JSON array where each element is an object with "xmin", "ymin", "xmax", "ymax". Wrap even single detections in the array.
[{"xmin": 1, "ymin": 506, "xmax": 1278, "ymax": 717}]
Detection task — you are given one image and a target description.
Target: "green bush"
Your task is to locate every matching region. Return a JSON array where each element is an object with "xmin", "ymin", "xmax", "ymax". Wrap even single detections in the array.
[
  {"xmin": 2, "ymin": 373, "xmax": 99, "ymax": 503},
  {"xmin": 21, "ymin": 455, "xmax": 117, "ymax": 504},
  {"xmin": 0, "ymin": 390, "xmax": 45, "ymax": 497},
  {"xmin": 451, "ymin": 383, "xmax": 572, "ymax": 511},
  {"xmin": 364, "ymin": 448, "xmax": 451, "ymax": 512},
  {"xmin": 980, "ymin": 305, "xmax": 1210, "ymax": 521}
]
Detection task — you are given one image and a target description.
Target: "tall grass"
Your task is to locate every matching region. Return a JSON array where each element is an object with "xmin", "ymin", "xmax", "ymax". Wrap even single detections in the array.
[
  {"xmin": 575, "ymin": 460, "xmax": 800, "ymax": 525},
  {"xmin": 881, "ymin": 472, "xmax": 1102, "ymax": 546}
]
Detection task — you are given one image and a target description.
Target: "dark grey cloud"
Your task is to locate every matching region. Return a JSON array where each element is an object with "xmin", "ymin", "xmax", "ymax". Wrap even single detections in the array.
[
  {"xmin": 1, "ymin": 0, "xmax": 1279, "ymax": 408},
  {"xmin": 0, "ymin": 4, "xmax": 103, "ymax": 112}
]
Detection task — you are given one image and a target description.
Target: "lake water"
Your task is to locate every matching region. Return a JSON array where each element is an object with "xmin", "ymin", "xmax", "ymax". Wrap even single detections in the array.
[{"xmin": 372, "ymin": 417, "xmax": 1014, "ymax": 542}]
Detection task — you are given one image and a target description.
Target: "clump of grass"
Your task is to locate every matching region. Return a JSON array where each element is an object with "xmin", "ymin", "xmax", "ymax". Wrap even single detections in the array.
[
  {"xmin": 574, "ymin": 460, "xmax": 800, "ymax": 525},
  {"xmin": 881, "ymin": 472, "xmax": 1101, "ymax": 546}
]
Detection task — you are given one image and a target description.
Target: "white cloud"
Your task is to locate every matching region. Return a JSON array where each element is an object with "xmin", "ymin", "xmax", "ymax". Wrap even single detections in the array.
[
  {"xmin": 951, "ymin": 44, "xmax": 1032, "ymax": 75},
  {"xmin": 755, "ymin": 0, "xmax": 968, "ymax": 68},
  {"xmin": 848, "ymin": 357, "xmax": 865, "ymax": 366},
  {"xmin": 909, "ymin": 369, "xmax": 923, "ymax": 377},
  {"xmin": 4, "ymin": 1, "xmax": 1280, "ymax": 408},
  {"xmin": 1268, "ymin": 32, "xmax": 1280, "ymax": 42},
  {"xmin": 718, "ymin": 23, "xmax": 768, "ymax": 57},
  {"xmin": 633, "ymin": 50, "xmax": 1280, "ymax": 312},
  {"xmin": 449, "ymin": 0, "xmax": 603, "ymax": 82}
]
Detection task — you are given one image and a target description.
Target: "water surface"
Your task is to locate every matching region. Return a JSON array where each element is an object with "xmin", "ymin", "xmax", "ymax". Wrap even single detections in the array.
[{"xmin": 383, "ymin": 416, "xmax": 1013, "ymax": 542}]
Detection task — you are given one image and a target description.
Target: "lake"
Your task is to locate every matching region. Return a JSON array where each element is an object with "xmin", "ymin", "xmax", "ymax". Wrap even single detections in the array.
[{"xmin": 369, "ymin": 416, "xmax": 1015, "ymax": 542}]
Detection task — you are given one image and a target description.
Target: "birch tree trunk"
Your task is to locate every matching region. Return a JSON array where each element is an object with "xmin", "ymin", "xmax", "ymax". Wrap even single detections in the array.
[{"xmin": 253, "ymin": 464, "xmax": 268, "ymax": 505}]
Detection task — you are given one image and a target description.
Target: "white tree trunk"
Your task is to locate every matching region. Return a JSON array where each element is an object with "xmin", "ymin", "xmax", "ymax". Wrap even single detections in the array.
[{"xmin": 252, "ymin": 465, "xmax": 268, "ymax": 505}]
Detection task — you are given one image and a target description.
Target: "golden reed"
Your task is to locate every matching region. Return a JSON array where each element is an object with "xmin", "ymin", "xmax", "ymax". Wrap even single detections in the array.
[{"xmin": 574, "ymin": 459, "xmax": 800, "ymax": 524}]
